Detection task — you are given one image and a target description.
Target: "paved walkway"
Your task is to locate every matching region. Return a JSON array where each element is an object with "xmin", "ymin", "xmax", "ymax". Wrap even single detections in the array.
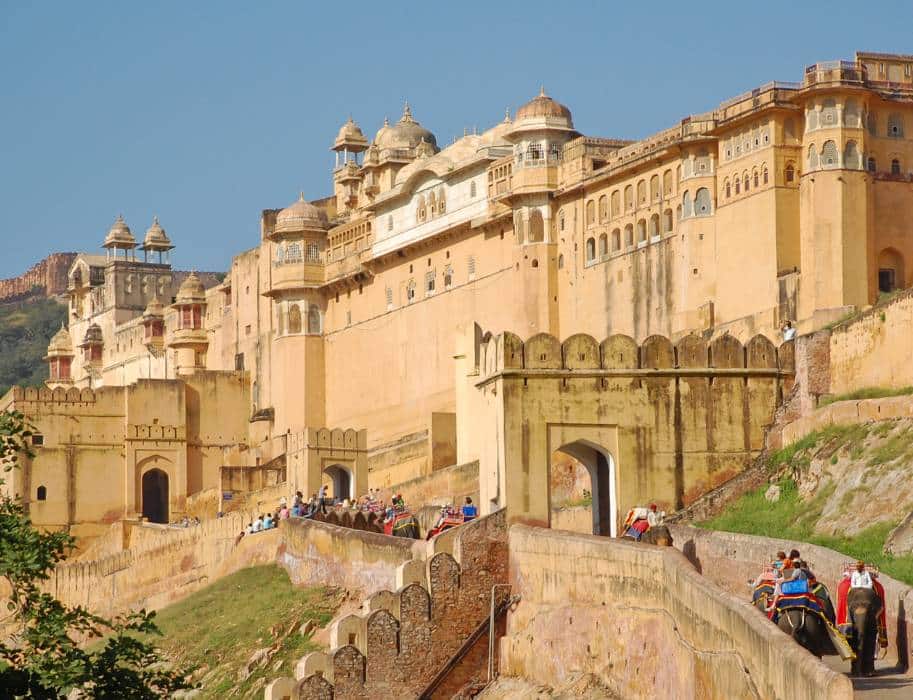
[{"xmin": 822, "ymin": 657, "xmax": 913, "ymax": 699}]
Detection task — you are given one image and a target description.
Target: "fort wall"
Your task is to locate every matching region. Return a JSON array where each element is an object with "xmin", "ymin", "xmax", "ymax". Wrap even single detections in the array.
[
  {"xmin": 0, "ymin": 252, "xmax": 76, "ymax": 302},
  {"xmin": 500, "ymin": 525, "xmax": 853, "ymax": 700},
  {"xmin": 670, "ymin": 525, "xmax": 913, "ymax": 669}
]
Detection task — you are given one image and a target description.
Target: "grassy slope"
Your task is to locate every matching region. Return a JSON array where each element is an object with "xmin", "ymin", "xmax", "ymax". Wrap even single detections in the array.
[
  {"xmin": 0, "ymin": 297, "xmax": 67, "ymax": 396},
  {"xmin": 700, "ymin": 424, "xmax": 913, "ymax": 586},
  {"xmin": 148, "ymin": 565, "xmax": 342, "ymax": 699}
]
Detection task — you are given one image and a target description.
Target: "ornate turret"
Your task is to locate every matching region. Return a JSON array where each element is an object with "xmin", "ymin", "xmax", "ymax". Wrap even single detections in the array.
[
  {"xmin": 332, "ymin": 117, "xmax": 368, "ymax": 169},
  {"xmin": 271, "ymin": 194, "xmax": 329, "ymax": 238},
  {"xmin": 168, "ymin": 273, "xmax": 208, "ymax": 376},
  {"xmin": 140, "ymin": 217, "xmax": 174, "ymax": 264},
  {"xmin": 142, "ymin": 296, "xmax": 166, "ymax": 352},
  {"xmin": 44, "ymin": 324, "xmax": 75, "ymax": 388},
  {"xmin": 102, "ymin": 215, "xmax": 137, "ymax": 260},
  {"xmin": 79, "ymin": 323, "xmax": 104, "ymax": 368}
]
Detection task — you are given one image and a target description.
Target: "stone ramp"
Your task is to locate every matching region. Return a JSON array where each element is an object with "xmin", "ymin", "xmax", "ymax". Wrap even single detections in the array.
[{"xmin": 822, "ymin": 658, "xmax": 913, "ymax": 699}]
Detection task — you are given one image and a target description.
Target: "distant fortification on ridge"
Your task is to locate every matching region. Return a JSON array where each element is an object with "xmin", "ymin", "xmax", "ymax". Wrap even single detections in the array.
[{"xmin": 0, "ymin": 253, "xmax": 77, "ymax": 302}]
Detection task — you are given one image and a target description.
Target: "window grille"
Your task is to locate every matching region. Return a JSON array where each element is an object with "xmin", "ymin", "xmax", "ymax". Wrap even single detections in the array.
[
  {"xmin": 425, "ymin": 270, "xmax": 435, "ymax": 295},
  {"xmin": 385, "ymin": 286, "xmax": 393, "ymax": 310},
  {"xmin": 467, "ymin": 256, "xmax": 476, "ymax": 280}
]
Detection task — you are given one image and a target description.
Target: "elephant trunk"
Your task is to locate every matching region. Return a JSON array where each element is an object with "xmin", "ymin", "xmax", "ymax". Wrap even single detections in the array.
[{"xmin": 853, "ymin": 606, "xmax": 875, "ymax": 674}]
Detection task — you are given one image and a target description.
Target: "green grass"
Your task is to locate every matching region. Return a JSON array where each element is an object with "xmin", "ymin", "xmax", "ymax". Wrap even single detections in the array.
[
  {"xmin": 147, "ymin": 565, "xmax": 342, "ymax": 699},
  {"xmin": 700, "ymin": 479, "xmax": 913, "ymax": 586},
  {"xmin": 766, "ymin": 423, "xmax": 868, "ymax": 472},
  {"xmin": 819, "ymin": 385, "xmax": 913, "ymax": 407}
]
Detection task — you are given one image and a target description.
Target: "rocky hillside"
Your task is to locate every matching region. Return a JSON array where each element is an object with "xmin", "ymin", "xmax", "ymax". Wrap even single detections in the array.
[
  {"xmin": 700, "ymin": 418, "xmax": 913, "ymax": 585},
  {"xmin": 0, "ymin": 297, "xmax": 68, "ymax": 396}
]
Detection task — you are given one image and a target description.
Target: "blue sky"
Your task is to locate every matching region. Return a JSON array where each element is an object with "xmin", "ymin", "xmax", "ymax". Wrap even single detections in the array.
[{"xmin": 0, "ymin": 1, "xmax": 910, "ymax": 278}]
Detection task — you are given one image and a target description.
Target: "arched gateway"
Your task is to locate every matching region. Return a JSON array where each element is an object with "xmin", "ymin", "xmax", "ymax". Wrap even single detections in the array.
[
  {"xmin": 467, "ymin": 327, "xmax": 793, "ymax": 532},
  {"xmin": 142, "ymin": 468, "xmax": 169, "ymax": 524}
]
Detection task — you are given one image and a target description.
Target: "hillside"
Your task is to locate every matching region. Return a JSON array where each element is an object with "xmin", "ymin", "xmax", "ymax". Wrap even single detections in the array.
[
  {"xmin": 147, "ymin": 565, "xmax": 343, "ymax": 699},
  {"xmin": 699, "ymin": 419, "xmax": 913, "ymax": 585},
  {"xmin": 0, "ymin": 297, "xmax": 68, "ymax": 396}
]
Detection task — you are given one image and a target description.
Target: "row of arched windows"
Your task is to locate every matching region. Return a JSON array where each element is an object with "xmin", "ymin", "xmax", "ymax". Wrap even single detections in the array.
[
  {"xmin": 516, "ymin": 209, "xmax": 546, "ymax": 244},
  {"xmin": 723, "ymin": 127, "xmax": 774, "ymax": 161},
  {"xmin": 416, "ymin": 188, "xmax": 447, "ymax": 223},
  {"xmin": 722, "ymin": 165, "xmax": 771, "ymax": 198},
  {"xmin": 584, "ymin": 169, "xmax": 676, "ymax": 227},
  {"xmin": 277, "ymin": 302, "xmax": 322, "ymax": 335},
  {"xmin": 583, "ymin": 209, "xmax": 675, "ymax": 264},
  {"xmin": 806, "ymin": 140, "xmax": 868, "ymax": 171},
  {"xmin": 681, "ymin": 188, "xmax": 712, "ymax": 218}
]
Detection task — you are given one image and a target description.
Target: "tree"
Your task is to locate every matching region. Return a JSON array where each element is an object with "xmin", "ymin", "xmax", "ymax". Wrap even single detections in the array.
[{"xmin": 0, "ymin": 410, "xmax": 193, "ymax": 698}]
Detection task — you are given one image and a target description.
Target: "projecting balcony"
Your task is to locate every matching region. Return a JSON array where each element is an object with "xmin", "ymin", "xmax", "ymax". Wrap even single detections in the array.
[
  {"xmin": 265, "ymin": 260, "xmax": 325, "ymax": 295},
  {"xmin": 804, "ymin": 61, "xmax": 866, "ymax": 87},
  {"xmin": 508, "ymin": 163, "xmax": 559, "ymax": 195},
  {"xmin": 170, "ymin": 327, "xmax": 207, "ymax": 346}
]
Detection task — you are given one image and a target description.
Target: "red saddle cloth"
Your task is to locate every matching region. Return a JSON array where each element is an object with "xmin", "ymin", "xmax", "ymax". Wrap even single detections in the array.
[{"xmin": 835, "ymin": 577, "xmax": 887, "ymax": 644}]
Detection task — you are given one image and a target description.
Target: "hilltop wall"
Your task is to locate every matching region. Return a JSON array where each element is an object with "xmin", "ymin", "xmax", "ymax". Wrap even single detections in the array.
[
  {"xmin": 499, "ymin": 525, "xmax": 852, "ymax": 700},
  {"xmin": 0, "ymin": 253, "xmax": 76, "ymax": 302}
]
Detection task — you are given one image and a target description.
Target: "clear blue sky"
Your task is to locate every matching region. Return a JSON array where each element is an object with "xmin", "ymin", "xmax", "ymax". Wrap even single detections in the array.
[{"xmin": 1, "ymin": 1, "xmax": 910, "ymax": 278}]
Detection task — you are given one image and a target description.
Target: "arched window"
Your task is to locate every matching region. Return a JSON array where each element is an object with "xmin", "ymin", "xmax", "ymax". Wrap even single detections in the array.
[
  {"xmin": 694, "ymin": 188, "xmax": 712, "ymax": 216},
  {"xmin": 636, "ymin": 219, "xmax": 646, "ymax": 242},
  {"xmin": 844, "ymin": 100, "xmax": 860, "ymax": 127},
  {"xmin": 821, "ymin": 99, "xmax": 837, "ymax": 126},
  {"xmin": 663, "ymin": 169, "xmax": 673, "ymax": 196},
  {"xmin": 275, "ymin": 243, "xmax": 285, "ymax": 262},
  {"xmin": 585, "ymin": 200, "xmax": 596, "ymax": 226},
  {"xmin": 785, "ymin": 163, "xmax": 795, "ymax": 183},
  {"xmin": 753, "ymin": 169, "xmax": 759, "ymax": 188},
  {"xmin": 387, "ymin": 215, "xmax": 393, "ymax": 232},
  {"xmin": 892, "ymin": 159, "xmax": 901, "ymax": 175},
  {"xmin": 735, "ymin": 177, "xmax": 740, "ymax": 194},
  {"xmin": 624, "ymin": 224, "xmax": 634, "ymax": 247},
  {"xmin": 598, "ymin": 195, "xmax": 608, "ymax": 222},
  {"xmin": 676, "ymin": 164, "xmax": 682, "ymax": 184},
  {"xmin": 528, "ymin": 210, "xmax": 545, "ymax": 242},
  {"xmin": 416, "ymin": 195, "xmax": 426, "ymax": 222},
  {"xmin": 844, "ymin": 141, "xmax": 860, "ymax": 170},
  {"xmin": 743, "ymin": 172, "xmax": 750, "ymax": 192},
  {"xmin": 598, "ymin": 233, "xmax": 608, "ymax": 257},
  {"xmin": 306, "ymin": 242, "xmax": 319, "ymax": 262},
  {"xmin": 438, "ymin": 188, "xmax": 446, "ymax": 213},
  {"xmin": 406, "ymin": 279, "xmax": 416, "ymax": 303},
  {"xmin": 610, "ymin": 190, "xmax": 620, "ymax": 217},
  {"xmin": 649, "ymin": 213, "xmax": 659, "ymax": 238},
  {"xmin": 514, "ymin": 212, "xmax": 525, "ymax": 244},
  {"xmin": 662, "ymin": 209, "xmax": 673, "ymax": 233},
  {"xmin": 784, "ymin": 118, "xmax": 796, "ymax": 140},
  {"xmin": 682, "ymin": 191, "xmax": 692, "ymax": 218},
  {"xmin": 725, "ymin": 179, "xmax": 731, "ymax": 198},
  {"xmin": 807, "ymin": 144, "xmax": 818, "ymax": 170},
  {"xmin": 288, "ymin": 304, "xmax": 302, "ymax": 334},
  {"xmin": 867, "ymin": 112, "xmax": 877, "ymax": 135},
  {"xmin": 888, "ymin": 113, "xmax": 904, "ymax": 138},
  {"xmin": 470, "ymin": 181, "xmax": 477, "ymax": 198},
  {"xmin": 557, "ymin": 254, "xmax": 564, "ymax": 269},
  {"xmin": 650, "ymin": 175, "xmax": 660, "ymax": 201},
  {"xmin": 585, "ymin": 237, "xmax": 596, "ymax": 263},
  {"xmin": 867, "ymin": 157, "xmax": 877, "ymax": 173},
  {"xmin": 878, "ymin": 248, "xmax": 905, "ymax": 293},
  {"xmin": 558, "ymin": 210, "xmax": 565, "ymax": 232},
  {"xmin": 624, "ymin": 185, "xmax": 634, "ymax": 211},
  {"xmin": 287, "ymin": 242, "xmax": 302, "ymax": 261},
  {"xmin": 636, "ymin": 179, "xmax": 646, "ymax": 205},
  {"xmin": 444, "ymin": 265, "xmax": 453, "ymax": 288},
  {"xmin": 428, "ymin": 191, "xmax": 436, "ymax": 216},
  {"xmin": 762, "ymin": 166, "xmax": 769, "ymax": 185},
  {"xmin": 807, "ymin": 108, "xmax": 818, "ymax": 131},
  {"xmin": 611, "ymin": 228, "xmax": 621, "ymax": 251},
  {"xmin": 307, "ymin": 305, "xmax": 321, "ymax": 334},
  {"xmin": 36, "ymin": 485, "xmax": 47, "ymax": 501},
  {"xmin": 821, "ymin": 140, "xmax": 838, "ymax": 168}
]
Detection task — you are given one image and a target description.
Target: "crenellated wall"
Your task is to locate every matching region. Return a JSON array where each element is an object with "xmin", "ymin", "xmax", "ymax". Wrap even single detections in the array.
[
  {"xmin": 267, "ymin": 510, "xmax": 508, "ymax": 700},
  {"xmin": 0, "ymin": 252, "xmax": 76, "ymax": 301},
  {"xmin": 462, "ymin": 328, "xmax": 793, "ymax": 527},
  {"xmin": 499, "ymin": 525, "xmax": 853, "ymax": 700}
]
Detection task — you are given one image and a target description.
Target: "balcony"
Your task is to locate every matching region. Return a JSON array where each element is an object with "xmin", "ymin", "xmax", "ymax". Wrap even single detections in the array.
[
  {"xmin": 266, "ymin": 260, "xmax": 325, "ymax": 295},
  {"xmin": 804, "ymin": 61, "xmax": 866, "ymax": 87}
]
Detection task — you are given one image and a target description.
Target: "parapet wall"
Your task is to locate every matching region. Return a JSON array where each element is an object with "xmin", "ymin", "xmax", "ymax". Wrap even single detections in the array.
[
  {"xmin": 0, "ymin": 252, "xmax": 76, "ymax": 302},
  {"xmin": 500, "ymin": 525, "xmax": 853, "ymax": 700},
  {"xmin": 267, "ymin": 510, "xmax": 508, "ymax": 700},
  {"xmin": 828, "ymin": 287, "xmax": 913, "ymax": 396},
  {"xmin": 671, "ymin": 525, "xmax": 913, "ymax": 669},
  {"xmin": 477, "ymin": 330, "xmax": 793, "ymax": 377}
]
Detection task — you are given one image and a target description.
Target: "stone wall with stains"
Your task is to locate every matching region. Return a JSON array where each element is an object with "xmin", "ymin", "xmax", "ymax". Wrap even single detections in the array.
[{"xmin": 500, "ymin": 525, "xmax": 853, "ymax": 700}]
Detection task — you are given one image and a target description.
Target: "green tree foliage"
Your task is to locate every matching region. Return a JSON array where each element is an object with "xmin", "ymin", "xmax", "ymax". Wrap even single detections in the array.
[
  {"xmin": 0, "ymin": 411, "xmax": 193, "ymax": 698},
  {"xmin": 0, "ymin": 299, "xmax": 68, "ymax": 397}
]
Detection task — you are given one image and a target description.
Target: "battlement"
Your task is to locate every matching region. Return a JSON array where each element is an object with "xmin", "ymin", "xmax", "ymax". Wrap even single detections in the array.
[
  {"xmin": 266, "ymin": 510, "xmax": 508, "ymax": 700},
  {"xmin": 476, "ymin": 330, "xmax": 793, "ymax": 381},
  {"xmin": 0, "ymin": 252, "xmax": 77, "ymax": 302}
]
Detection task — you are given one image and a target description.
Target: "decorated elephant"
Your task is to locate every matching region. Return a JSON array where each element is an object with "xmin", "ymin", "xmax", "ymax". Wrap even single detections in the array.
[
  {"xmin": 638, "ymin": 525, "xmax": 673, "ymax": 547},
  {"xmin": 776, "ymin": 606, "xmax": 836, "ymax": 658},
  {"xmin": 846, "ymin": 586, "xmax": 884, "ymax": 677},
  {"xmin": 384, "ymin": 511, "xmax": 421, "ymax": 539}
]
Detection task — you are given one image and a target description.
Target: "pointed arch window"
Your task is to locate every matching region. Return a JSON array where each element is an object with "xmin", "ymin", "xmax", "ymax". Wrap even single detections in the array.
[{"xmin": 287, "ymin": 304, "xmax": 302, "ymax": 334}]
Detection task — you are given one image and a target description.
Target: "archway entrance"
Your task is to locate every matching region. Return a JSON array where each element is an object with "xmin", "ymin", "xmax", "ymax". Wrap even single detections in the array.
[
  {"xmin": 551, "ymin": 441, "xmax": 617, "ymax": 537},
  {"xmin": 323, "ymin": 464, "xmax": 353, "ymax": 503},
  {"xmin": 878, "ymin": 248, "xmax": 905, "ymax": 294},
  {"xmin": 142, "ymin": 469, "xmax": 169, "ymax": 524}
]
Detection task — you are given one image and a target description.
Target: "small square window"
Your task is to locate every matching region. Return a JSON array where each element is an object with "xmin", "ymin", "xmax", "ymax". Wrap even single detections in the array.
[{"xmin": 32, "ymin": 434, "xmax": 44, "ymax": 446}]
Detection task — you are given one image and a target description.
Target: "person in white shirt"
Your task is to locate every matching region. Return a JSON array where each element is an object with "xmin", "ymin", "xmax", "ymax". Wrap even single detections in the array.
[
  {"xmin": 850, "ymin": 560, "xmax": 874, "ymax": 589},
  {"xmin": 782, "ymin": 320, "xmax": 797, "ymax": 342}
]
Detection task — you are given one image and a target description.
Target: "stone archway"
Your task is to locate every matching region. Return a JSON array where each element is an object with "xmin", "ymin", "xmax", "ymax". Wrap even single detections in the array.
[
  {"xmin": 878, "ymin": 247, "xmax": 906, "ymax": 293},
  {"xmin": 552, "ymin": 440, "xmax": 617, "ymax": 537},
  {"xmin": 142, "ymin": 468, "xmax": 169, "ymax": 524},
  {"xmin": 323, "ymin": 464, "xmax": 353, "ymax": 502}
]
